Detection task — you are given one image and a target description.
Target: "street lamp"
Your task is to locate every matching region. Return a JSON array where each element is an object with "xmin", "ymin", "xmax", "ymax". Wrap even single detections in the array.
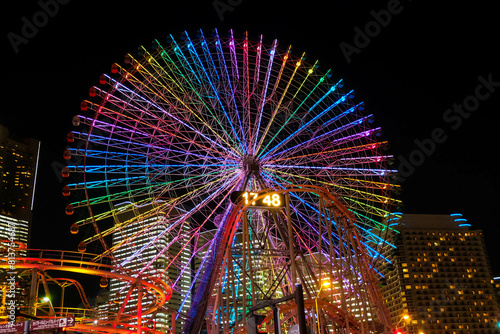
[
  {"xmin": 315, "ymin": 281, "xmax": 330, "ymax": 334},
  {"xmin": 394, "ymin": 314, "xmax": 410, "ymax": 334},
  {"xmin": 42, "ymin": 297, "xmax": 56, "ymax": 318}
]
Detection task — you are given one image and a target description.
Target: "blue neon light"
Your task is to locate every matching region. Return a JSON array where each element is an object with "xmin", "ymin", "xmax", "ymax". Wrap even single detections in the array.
[
  {"xmin": 204, "ymin": 29, "xmax": 247, "ymax": 155},
  {"xmin": 259, "ymin": 90, "xmax": 354, "ymax": 160},
  {"xmin": 252, "ymin": 38, "xmax": 276, "ymax": 155}
]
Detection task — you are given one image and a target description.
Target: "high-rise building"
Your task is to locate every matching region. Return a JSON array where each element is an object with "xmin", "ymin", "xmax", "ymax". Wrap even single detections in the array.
[
  {"xmin": 298, "ymin": 253, "xmax": 376, "ymax": 325},
  {"xmin": 0, "ymin": 124, "xmax": 39, "ymax": 320},
  {"xmin": 107, "ymin": 203, "xmax": 192, "ymax": 334},
  {"xmin": 0, "ymin": 124, "xmax": 40, "ymax": 253},
  {"xmin": 378, "ymin": 213, "xmax": 499, "ymax": 334},
  {"xmin": 493, "ymin": 277, "xmax": 500, "ymax": 314}
]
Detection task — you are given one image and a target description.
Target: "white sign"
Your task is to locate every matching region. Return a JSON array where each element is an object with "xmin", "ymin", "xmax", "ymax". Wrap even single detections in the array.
[
  {"xmin": 0, "ymin": 322, "xmax": 26, "ymax": 334},
  {"xmin": 30, "ymin": 316, "xmax": 75, "ymax": 331}
]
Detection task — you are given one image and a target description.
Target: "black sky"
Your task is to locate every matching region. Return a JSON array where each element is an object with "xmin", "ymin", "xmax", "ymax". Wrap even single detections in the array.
[{"xmin": 2, "ymin": 1, "xmax": 499, "ymax": 275}]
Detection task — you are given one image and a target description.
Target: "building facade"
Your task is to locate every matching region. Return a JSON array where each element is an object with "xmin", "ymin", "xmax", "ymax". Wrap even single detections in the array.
[
  {"xmin": 379, "ymin": 214, "xmax": 499, "ymax": 334},
  {"xmin": 0, "ymin": 124, "xmax": 40, "ymax": 253},
  {"xmin": 0, "ymin": 124, "xmax": 39, "ymax": 319},
  {"xmin": 107, "ymin": 203, "xmax": 192, "ymax": 334}
]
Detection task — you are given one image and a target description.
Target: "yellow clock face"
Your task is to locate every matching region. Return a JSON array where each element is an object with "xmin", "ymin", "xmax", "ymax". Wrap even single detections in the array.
[{"xmin": 230, "ymin": 191, "xmax": 285, "ymax": 208}]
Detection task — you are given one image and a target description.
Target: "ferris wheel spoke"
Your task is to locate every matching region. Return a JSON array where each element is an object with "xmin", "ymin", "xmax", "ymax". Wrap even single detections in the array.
[
  {"xmin": 251, "ymin": 37, "xmax": 278, "ymax": 155},
  {"xmin": 261, "ymin": 109, "xmax": 372, "ymax": 163},
  {"xmin": 260, "ymin": 172, "xmax": 346, "ymax": 255},
  {"xmin": 256, "ymin": 65, "xmax": 327, "ymax": 159},
  {"xmin": 353, "ymin": 222, "xmax": 396, "ymax": 249},
  {"xmin": 343, "ymin": 177, "xmax": 401, "ymax": 192},
  {"xmin": 69, "ymin": 165, "xmax": 237, "ymax": 214},
  {"xmin": 248, "ymin": 34, "xmax": 266, "ymax": 151},
  {"xmin": 254, "ymin": 59, "xmax": 325, "ymax": 157},
  {"xmin": 227, "ymin": 33, "xmax": 251, "ymax": 155},
  {"xmin": 82, "ymin": 203, "xmax": 166, "ymax": 246},
  {"xmin": 261, "ymin": 169, "xmax": 390, "ymax": 240},
  {"xmin": 265, "ymin": 149, "xmax": 393, "ymax": 171},
  {"xmin": 69, "ymin": 175, "xmax": 148, "ymax": 191},
  {"xmin": 119, "ymin": 172, "xmax": 243, "ymax": 267},
  {"xmin": 73, "ymin": 131, "xmax": 159, "ymax": 160},
  {"xmin": 86, "ymin": 96, "xmax": 236, "ymax": 160},
  {"xmin": 70, "ymin": 192, "xmax": 150, "ymax": 211},
  {"xmin": 343, "ymin": 196, "xmax": 391, "ymax": 218},
  {"xmin": 252, "ymin": 52, "xmax": 305, "ymax": 156},
  {"xmin": 197, "ymin": 31, "xmax": 220, "ymax": 82},
  {"xmin": 70, "ymin": 147, "xmax": 148, "ymax": 164},
  {"xmin": 199, "ymin": 30, "xmax": 248, "ymax": 154},
  {"xmin": 109, "ymin": 64, "xmax": 241, "ymax": 158},
  {"xmin": 268, "ymin": 140, "xmax": 386, "ymax": 168},
  {"xmin": 153, "ymin": 36, "xmax": 246, "ymax": 155},
  {"xmin": 155, "ymin": 169, "xmax": 241, "ymax": 207},
  {"xmin": 263, "ymin": 164, "xmax": 391, "ymax": 178},
  {"xmin": 169, "ymin": 41, "xmax": 203, "ymax": 87},
  {"xmin": 76, "ymin": 114, "xmax": 172, "ymax": 153},
  {"xmin": 351, "ymin": 210, "xmax": 394, "ymax": 233},
  {"xmin": 72, "ymin": 164, "xmax": 238, "ymax": 194},
  {"xmin": 240, "ymin": 32, "xmax": 253, "ymax": 149},
  {"xmin": 245, "ymin": 34, "xmax": 264, "ymax": 152},
  {"xmin": 262, "ymin": 167, "xmax": 394, "ymax": 205},
  {"xmin": 109, "ymin": 75, "xmax": 240, "ymax": 158}
]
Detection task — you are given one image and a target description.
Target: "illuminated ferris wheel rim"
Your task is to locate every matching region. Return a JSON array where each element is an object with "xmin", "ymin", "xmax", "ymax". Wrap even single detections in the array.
[
  {"xmin": 64, "ymin": 27, "xmax": 400, "ymax": 273},
  {"xmin": 59, "ymin": 28, "xmax": 401, "ymax": 333}
]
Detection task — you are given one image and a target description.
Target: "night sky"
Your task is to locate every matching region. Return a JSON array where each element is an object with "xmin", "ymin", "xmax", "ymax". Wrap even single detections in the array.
[{"xmin": 3, "ymin": 1, "xmax": 499, "ymax": 277}]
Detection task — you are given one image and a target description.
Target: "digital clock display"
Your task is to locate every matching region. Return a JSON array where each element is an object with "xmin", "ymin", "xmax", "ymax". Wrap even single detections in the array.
[{"xmin": 230, "ymin": 191, "xmax": 285, "ymax": 208}]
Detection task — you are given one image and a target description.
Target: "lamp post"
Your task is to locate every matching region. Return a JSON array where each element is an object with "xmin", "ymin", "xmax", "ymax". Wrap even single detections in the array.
[
  {"xmin": 315, "ymin": 281, "xmax": 330, "ymax": 334},
  {"xmin": 399, "ymin": 314, "xmax": 409, "ymax": 323},
  {"xmin": 394, "ymin": 314, "xmax": 410, "ymax": 334},
  {"xmin": 42, "ymin": 297, "xmax": 56, "ymax": 318}
]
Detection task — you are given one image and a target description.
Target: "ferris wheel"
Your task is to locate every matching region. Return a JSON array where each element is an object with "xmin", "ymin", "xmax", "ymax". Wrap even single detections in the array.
[{"xmin": 62, "ymin": 29, "xmax": 400, "ymax": 333}]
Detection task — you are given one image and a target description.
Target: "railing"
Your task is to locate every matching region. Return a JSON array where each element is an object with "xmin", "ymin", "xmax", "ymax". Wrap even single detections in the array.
[{"xmin": 0, "ymin": 249, "xmax": 171, "ymax": 324}]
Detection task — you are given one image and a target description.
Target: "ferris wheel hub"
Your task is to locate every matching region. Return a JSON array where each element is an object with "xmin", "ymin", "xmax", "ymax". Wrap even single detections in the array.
[{"xmin": 242, "ymin": 155, "xmax": 260, "ymax": 175}]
